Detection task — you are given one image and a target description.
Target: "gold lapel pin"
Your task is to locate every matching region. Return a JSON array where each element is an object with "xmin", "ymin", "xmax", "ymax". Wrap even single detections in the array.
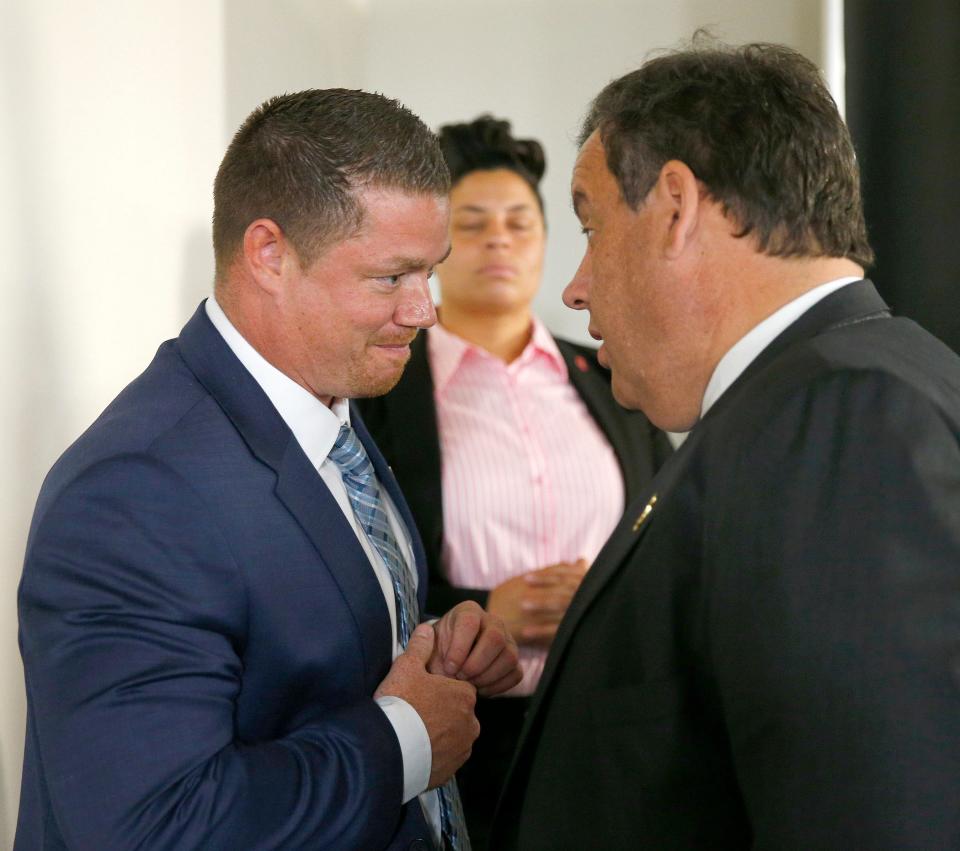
[{"xmin": 632, "ymin": 494, "xmax": 658, "ymax": 532}]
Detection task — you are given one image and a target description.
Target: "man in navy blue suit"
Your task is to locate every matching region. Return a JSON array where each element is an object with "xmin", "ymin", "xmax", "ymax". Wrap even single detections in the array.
[{"xmin": 16, "ymin": 89, "xmax": 520, "ymax": 850}]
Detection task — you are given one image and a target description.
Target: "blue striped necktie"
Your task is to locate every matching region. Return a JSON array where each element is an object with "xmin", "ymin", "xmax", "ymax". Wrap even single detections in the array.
[{"xmin": 329, "ymin": 423, "xmax": 470, "ymax": 851}]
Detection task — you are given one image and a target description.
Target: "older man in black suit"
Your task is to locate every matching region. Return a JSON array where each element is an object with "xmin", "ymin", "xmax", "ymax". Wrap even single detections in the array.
[{"xmin": 492, "ymin": 40, "xmax": 960, "ymax": 850}]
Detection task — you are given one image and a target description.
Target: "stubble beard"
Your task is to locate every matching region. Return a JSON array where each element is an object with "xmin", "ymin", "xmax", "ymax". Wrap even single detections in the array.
[{"xmin": 345, "ymin": 349, "xmax": 410, "ymax": 399}]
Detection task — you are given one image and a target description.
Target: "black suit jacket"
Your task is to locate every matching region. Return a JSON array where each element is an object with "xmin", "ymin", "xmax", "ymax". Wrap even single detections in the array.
[
  {"xmin": 491, "ymin": 281, "xmax": 960, "ymax": 850},
  {"xmin": 356, "ymin": 331, "xmax": 670, "ymax": 614}
]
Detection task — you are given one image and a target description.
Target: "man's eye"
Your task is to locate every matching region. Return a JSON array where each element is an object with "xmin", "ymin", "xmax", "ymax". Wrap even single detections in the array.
[
  {"xmin": 453, "ymin": 222, "xmax": 483, "ymax": 231},
  {"xmin": 377, "ymin": 275, "xmax": 401, "ymax": 285},
  {"xmin": 581, "ymin": 226, "xmax": 594, "ymax": 239}
]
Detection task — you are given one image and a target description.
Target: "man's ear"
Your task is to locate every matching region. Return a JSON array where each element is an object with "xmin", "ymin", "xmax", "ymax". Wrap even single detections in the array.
[
  {"xmin": 242, "ymin": 218, "xmax": 295, "ymax": 295},
  {"xmin": 654, "ymin": 160, "xmax": 701, "ymax": 260}
]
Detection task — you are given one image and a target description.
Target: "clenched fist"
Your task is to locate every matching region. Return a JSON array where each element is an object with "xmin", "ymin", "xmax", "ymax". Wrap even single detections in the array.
[{"xmin": 375, "ymin": 623, "xmax": 480, "ymax": 788}]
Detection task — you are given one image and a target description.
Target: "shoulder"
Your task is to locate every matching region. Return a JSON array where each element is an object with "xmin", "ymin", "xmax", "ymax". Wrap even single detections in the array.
[
  {"xmin": 40, "ymin": 344, "xmax": 208, "ymax": 494},
  {"xmin": 702, "ymin": 337, "xmax": 960, "ymax": 492}
]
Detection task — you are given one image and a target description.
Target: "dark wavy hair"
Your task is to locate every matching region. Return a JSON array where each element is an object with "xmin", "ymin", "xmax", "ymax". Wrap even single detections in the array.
[
  {"xmin": 213, "ymin": 88, "xmax": 449, "ymax": 279},
  {"xmin": 581, "ymin": 38, "xmax": 873, "ymax": 267},
  {"xmin": 437, "ymin": 115, "xmax": 546, "ymax": 214}
]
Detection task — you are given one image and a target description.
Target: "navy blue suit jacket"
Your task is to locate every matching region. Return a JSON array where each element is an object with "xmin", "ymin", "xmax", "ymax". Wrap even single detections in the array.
[{"xmin": 17, "ymin": 303, "xmax": 438, "ymax": 850}]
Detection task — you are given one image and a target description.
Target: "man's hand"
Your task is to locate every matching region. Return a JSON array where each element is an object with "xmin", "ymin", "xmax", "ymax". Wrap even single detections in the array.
[
  {"xmin": 430, "ymin": 602, "xmax": 522, "ymax": 697},
  {"xmin": 375, "ymin": 623, "xmax": 480, "ymax": 789},
  {"xmin": 487, "ymin": 559, "xmax": 589, "ymax": 647}
]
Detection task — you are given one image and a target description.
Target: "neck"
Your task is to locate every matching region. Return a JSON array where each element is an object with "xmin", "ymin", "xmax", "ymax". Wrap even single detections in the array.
[
  {"xmin": 725, "ymin": 253, "xmax": 864, "ymax": 339},
  {"xmin": 438, "ymin": 303, "xmax": 534, "ymax": 364},
  {"xmin": 214, "ymin": 284, "xmax": 335, "ymax": 408},
  {"xmin": 704, "ymin": 252, "xmax": 861, "ymax": 378}
]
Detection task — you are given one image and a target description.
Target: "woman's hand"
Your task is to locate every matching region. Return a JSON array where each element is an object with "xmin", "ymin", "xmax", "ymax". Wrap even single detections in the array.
[{"xmin": 486, "ymin": 558, "xmax": 589, "ymax": 648}]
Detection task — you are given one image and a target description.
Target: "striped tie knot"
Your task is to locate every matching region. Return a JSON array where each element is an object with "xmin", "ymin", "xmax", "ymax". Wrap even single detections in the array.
[{"xmin": 330, "ymin": 424, "xmax": 375, "ymax": 482}]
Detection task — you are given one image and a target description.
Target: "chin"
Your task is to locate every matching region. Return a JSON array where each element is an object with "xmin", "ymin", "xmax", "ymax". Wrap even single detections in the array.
[
  {"xmin": 349, "ymin": 368, "xmax": 406, "ymax": 399},
  {"xmin": 610, "ymin": 384, "xmax": 643, "ymax": 413}
]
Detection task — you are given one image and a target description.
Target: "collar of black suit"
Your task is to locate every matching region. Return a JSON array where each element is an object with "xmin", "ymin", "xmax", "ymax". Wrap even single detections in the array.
[
  {"xmin": 699, "ymin": 278, "xmax": 890, "ymax": 429},
  {"xmin": 370, "ymin": 329, "xmax": 444, "ymax": 516}
]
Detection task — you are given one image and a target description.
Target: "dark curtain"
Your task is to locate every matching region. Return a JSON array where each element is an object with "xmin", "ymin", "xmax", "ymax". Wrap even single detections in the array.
[{"xmin": 845, "ymin": 1, "xmax": 960, "ymax": 353}]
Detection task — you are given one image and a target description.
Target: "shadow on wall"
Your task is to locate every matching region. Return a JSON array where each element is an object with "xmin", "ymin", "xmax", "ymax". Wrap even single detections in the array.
[
  {"xmin": 0, "ymin": 738, "xmax": 8, "ymax": 845},
  {"xmin": 2, "ymin": 3, "xmax": 66, "ymax": 845},
  {"xmin": 181, "ymin": 226, "xmax": 216, "ymax": 321},
  {"xmin": 222, "ymin": 0, "xmax": 366, "ymax": 133}
]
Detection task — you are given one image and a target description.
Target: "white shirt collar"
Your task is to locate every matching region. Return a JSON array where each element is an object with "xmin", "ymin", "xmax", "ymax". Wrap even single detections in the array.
[
  {"xmin": 204, "ymin": 297, "xmax": 349, "ymax": 468},
  {"xmin": 700, "ymin": 276, "xmax": 862, "ymax": 417}
]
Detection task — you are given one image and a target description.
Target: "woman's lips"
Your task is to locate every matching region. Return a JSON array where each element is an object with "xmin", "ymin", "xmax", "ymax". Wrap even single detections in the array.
[{"xmin": 477, "ymin": 264, "xmax": 517, "ymax": 279}]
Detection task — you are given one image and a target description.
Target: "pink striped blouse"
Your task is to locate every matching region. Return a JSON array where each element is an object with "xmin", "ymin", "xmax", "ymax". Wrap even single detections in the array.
[{"xmin": 428, "ymin": 319, "xmax": 625, "ymax": 695}]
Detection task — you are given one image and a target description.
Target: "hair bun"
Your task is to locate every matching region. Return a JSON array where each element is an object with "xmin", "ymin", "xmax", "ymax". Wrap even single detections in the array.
[{"xmin": 438, "ymin": 114, "xmax": 546, "ymax": 186}]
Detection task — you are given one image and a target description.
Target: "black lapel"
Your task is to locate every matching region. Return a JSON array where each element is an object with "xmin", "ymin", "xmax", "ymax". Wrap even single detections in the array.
[
  {"xmin": 371, "ymin": 333, "xmax": 445, "ymax": 577},
  {"xmin": 557, "ymin": 338, "xmax": 657, "ymax": 500},
  {"xmin": 176, "ymin": 302, "xmax": 393, "ymax": 683},
  {"xmin": 520, "ymin": 431, "xmax": 694, "ymax": 715}
]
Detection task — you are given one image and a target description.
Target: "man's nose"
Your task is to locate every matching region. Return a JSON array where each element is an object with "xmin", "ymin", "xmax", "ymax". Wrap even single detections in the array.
[
  {"xmin": 563, "ymin": 255, "xmax": 590, "ymax": 310},
  {"xmin": 395, "ymin": 276, "xmax": 438, "ymax": 328}
]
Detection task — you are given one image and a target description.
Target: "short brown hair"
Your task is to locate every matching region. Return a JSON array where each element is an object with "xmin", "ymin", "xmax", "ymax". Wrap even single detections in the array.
[
  {"xmin": 213, "ymin": 89, "xmax": 450, "ymax": 279},
  {"xmin": 582, "ymin": 39, "xmax": 874, "ymax": 267}
]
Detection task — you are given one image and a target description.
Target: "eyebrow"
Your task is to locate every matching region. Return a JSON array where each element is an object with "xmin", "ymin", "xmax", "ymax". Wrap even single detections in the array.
[
  {"xmin": 453, "ymin": 203, "xmax": 536, "ymax": 214},
  {"xmin": 388, "ymin": 244, "xmax": 452, "ymax": 271}
]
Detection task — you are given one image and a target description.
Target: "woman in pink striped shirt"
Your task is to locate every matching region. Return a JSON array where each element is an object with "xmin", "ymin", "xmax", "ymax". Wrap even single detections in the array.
[{"xmin": 355, "ymin": 116, "xmax": 669, "ymax": 848}]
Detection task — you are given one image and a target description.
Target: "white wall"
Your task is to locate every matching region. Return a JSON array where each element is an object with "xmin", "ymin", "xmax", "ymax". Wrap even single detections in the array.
[
  {"xmin": 365, "ymin": 0, "xmax": 823, "ymax": 341},
  {"xmin": 0, "ymin": 1, "xmax": 824, "ymax": 844},
  {"xmin": 0, "ymin": 2, "xmax": 228, "ymax": 844}
]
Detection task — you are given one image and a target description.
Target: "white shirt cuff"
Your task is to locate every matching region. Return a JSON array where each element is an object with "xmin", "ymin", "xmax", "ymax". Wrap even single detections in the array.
[{"xmin": 375, "ymin": 695, "xmax": 432, "ymax": 803}]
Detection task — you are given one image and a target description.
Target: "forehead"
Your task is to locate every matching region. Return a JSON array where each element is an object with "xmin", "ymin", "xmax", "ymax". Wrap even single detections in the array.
[
  {"xmin": 312, "ymin": 187, "xmax": 449, "ymax": 268},
  {"xmin": 571, "ymin": 132, "xmax": 619, "ymax": 215},
  {"xmin": 350, "ymin": 188, "xmax": 449, "ymax": 245},
  {"xmin": 451, "ymin": 168, "xmax": 539, "ymax": 210}
]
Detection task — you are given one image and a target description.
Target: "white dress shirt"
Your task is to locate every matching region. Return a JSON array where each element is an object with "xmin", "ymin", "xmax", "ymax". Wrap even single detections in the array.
[
  {"xmin": 204, "ymin": 298, "xmax": 440, "ymax": 840},
  {"xmin": 699, "ymin": 277, "xmax": 862, "ymax": 417}
]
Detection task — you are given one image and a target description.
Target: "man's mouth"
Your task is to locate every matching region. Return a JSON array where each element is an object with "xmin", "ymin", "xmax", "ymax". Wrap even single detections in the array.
[{"xmin": 375, "ymin": 335, "xmax": 416, "ymax": 348}]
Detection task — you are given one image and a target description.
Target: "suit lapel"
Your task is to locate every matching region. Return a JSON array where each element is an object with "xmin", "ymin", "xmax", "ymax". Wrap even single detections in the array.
[
  {"xmin": 352, "ymin": 405, "xmax": 431, "ymax": 615},
  {"xmin": 177, "ymin": 303, "xmax": 393, "ymax": 683},
  {"xmin": 368, "ymin": 333, "xmax": 445, "ymax": 581},
  {"xmin": 272, "ymin": 442, "xmax": 393, "ymax": 684},
  {"xmin": 525, "ymin": 434, "xmax": 694, "ymax": 708}
]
